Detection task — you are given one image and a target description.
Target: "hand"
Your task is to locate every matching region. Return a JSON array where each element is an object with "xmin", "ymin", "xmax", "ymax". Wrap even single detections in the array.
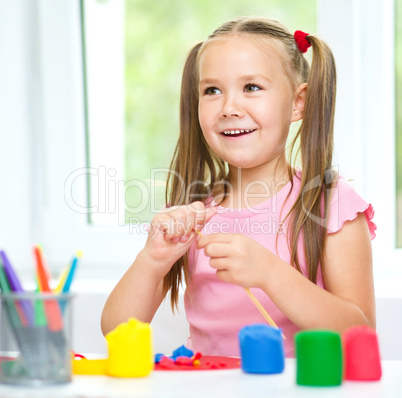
[
  {"xmin": 142, "ymin": 201, "xmax": 217, "ymax": 278},
  {"xmin": 197, "ymin": 233, "xmax": 274, "ymax": 289}
]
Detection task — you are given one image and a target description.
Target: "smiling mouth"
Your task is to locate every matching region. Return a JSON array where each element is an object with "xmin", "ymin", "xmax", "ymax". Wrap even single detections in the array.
[{"xmin": 221, "ymin": 129, "xmax": 256, "ymax": 137}]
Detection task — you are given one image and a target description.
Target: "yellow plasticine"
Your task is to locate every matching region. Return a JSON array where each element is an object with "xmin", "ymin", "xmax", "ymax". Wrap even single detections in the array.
[
  {"xmin": 72, "ymin": 358, "xmax": 108, "ymax": 375},
  {"xmin": 106, "ymin": 318, "xmax": 153, "ymax": 377}
]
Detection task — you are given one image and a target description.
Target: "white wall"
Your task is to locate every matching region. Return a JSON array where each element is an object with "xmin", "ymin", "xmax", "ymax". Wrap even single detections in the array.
[
  {"xmin": 72, "ymin": 286, "xmax": 401, "ymax": 360},
  {"xmin": 0, "ymin": 0, "xmax": 35, "ymax": 267},
  {"xmin": 71, "ymin": 284, "xmax": 189, "ymax": 356}
]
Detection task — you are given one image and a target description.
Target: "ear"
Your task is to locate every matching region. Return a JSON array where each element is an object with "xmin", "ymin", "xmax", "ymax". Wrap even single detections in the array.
[{"xmin": 291, "ymin": 83, "xmax": 307, "ymax": 122}]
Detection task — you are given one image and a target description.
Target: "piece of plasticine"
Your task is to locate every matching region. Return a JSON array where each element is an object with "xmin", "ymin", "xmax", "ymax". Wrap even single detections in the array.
[
  {"xmin": 171, "ymin": 344, "xmax": 194, "ymax": 359},
  {"xmin": 295, "ymin": 330, "xmax": 343, "ymax": 387},
  {"xmin": 155, "ymin": 345, "xmax": 194, "ymax": 365},
  {"xmin": 158, "ymin": 356, "xmax": 175, "ymax": 369},
  {"xmin": 239, "ymin": 324, "xmax": 285, "ymax": 374},
  {"xmin": 72, "ymin": 358, "xmax": 108, "ymax": 375},
  {"xmin": 106, "ymin": 318, "xmax": 153, "ymax": 377},
  {"xmin": 342, "ymin": 325, "xmax": 382, "ymax": 381},
  {"xmin": 175, "ymin": 356, "xmax": 193, "ymax": 365},
  {"xmin": 154, "ymin": 353, "xmax": 165, "ymax": 364}
]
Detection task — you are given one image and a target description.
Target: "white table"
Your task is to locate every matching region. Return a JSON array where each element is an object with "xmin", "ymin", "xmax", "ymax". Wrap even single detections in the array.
[{"xmin": 0, "ymin": 359, "xmax": 401, "ymax": 397}]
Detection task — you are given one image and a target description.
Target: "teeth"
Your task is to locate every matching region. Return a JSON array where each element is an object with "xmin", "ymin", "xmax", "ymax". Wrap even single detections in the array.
[{"xmin": 223, "ymin": 129, "xmax": 253, "ymax": 135}]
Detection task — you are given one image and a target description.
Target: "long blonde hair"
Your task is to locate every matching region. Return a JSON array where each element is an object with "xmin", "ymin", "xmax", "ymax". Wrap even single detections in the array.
[{"xmin": 164, "ymin": 17, "xmax": 336, "ymax": 309}]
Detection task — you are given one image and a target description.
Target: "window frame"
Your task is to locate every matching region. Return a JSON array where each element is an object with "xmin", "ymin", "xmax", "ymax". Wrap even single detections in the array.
[
  {"xmin": 33, "ymin": 0, "xmax": 143, "ymax": 275},
  {"xmin": 32, "ymin": 0, "xmax": 399, "ymax": 284}
]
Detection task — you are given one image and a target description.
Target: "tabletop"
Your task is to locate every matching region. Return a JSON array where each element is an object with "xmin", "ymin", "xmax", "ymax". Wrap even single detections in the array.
[{"xmin": 0, "ymin": 358, "xmax": 401, "ymax": 398}]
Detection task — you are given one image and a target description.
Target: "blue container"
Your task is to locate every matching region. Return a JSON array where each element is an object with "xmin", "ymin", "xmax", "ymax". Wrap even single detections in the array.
[{"xmin": 239, "ymin": 324, "xmax": 285, "ymax": 374}]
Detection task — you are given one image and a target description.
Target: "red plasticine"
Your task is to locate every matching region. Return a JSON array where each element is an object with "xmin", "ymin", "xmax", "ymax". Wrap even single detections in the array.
[
  {"xmin": 175, "ymin": 356, "xmax": 194, "ymax": 365},
  {"xmin": 343, "ymin": 326, "xmax": 382, "ymax": 381},
  {"xmin": 155, "ymin": 356, "xmax": 241, "ymax": 371},
  {"xmin": 193, "ymin": 352, "xmax": 202, "ymax": 360},
  {"xmin": 158, "ymin": 356, "xmax": 175, "ymax": 369}
]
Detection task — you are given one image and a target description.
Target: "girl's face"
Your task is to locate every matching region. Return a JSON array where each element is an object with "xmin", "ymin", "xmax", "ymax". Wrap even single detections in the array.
[{"xmin": 198, "ymin": 35, "xmax": 300, "ymax": 173}]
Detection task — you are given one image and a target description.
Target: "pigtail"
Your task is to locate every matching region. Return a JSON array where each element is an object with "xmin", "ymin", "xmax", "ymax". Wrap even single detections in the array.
[
  {"xmin": 163, "ymin": 42, "xmax": 227, "ymax": 310},
  {"xmin": 163, "ymin": 43, "xmax": 202, "ymax": 311},
  {"xmin": 288, "ymin": 35, "xmax": 337, "ymax": 282}
]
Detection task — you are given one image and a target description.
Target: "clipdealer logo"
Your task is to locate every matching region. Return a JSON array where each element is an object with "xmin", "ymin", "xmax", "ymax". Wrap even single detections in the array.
[{"xmin": 64, "ymin": 166, "xmax": 339, "ymax": 231}]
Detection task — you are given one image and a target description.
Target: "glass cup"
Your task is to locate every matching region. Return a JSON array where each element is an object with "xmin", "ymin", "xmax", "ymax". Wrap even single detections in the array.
[{"xmin": 0, "ymin": 292, "xmax": 73, "ymax": 386}]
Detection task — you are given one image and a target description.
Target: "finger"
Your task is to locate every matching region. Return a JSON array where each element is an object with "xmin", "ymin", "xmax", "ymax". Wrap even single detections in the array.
[
  {"xmin": 171, "ymin": 210, "xmax": 189, "ymax": 237},
  {"xmin": 203, "ymin": 242, "xmax": 232, "ymax": 259},
  {"xmin": 169, "ymin": 205, "xmax": 202, "ymax": 238},
  {"xmin": 173, "ymin": 231, "xmax": 198, "ymax": 247},
  {"xmin": 148, "ymin": 224, "xmax": 165, "ymax": 241},
  {"xmin": 215, "ymin": 269, "xmax": 232, "ymax": 284},
  {"xmin": 197, "ymin": 233, "xmax": 234, "ymax": 249},
  {"xmin": 187, "ymin": 201, "xmax": 208, "ymax": 231},
  {"xmin": 151, "ymin": 208, "xmax": 192, "ymax": 242},
  {"xmin": 209, "ymin": 257, "xmax": 229, "ymax": 270},
  {"xmin": 215, "ymin": 269, "xmax": 243, "ymax": 286},
  {"xmin": 187, "ymin": 202, "xmax": 217, "ymax": 231},
  {"xmin": 149, "ymin": 213, "xmax": 173, "ymax": 237},
  {"xmin": 163, "ymin": 232, "xmax": 198, "ymax": 249},
  {"xmin": 164, "ymin": 215, "xmax": 188, "ymax": 241}
]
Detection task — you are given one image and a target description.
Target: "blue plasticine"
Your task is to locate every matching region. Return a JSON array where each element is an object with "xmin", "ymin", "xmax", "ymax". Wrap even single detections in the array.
[
  {"xmin": 155, "ymin": 345, "xmax": 194, "ymax": 364},
  {"xmin": 171, "ymin": 345, "xmax": 194, "ymax": 360},
  {"xmin": 154, "ymin": 353, "xmax": 165, "ymax": 364},
  {"xmin": 239, "ymin": 324, "xmax": 285, "ymax": 374}
]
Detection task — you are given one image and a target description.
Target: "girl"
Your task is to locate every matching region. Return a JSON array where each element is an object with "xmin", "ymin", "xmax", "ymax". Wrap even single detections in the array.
[{"xmin": 101, "ymin": 17, "xmax": 376, "ymax": 357}]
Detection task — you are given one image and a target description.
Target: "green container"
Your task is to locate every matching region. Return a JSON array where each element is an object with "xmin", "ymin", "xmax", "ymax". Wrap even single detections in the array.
[{"xmin": 295, "ymin": 330, "xmax": 343, "ymax": 387}]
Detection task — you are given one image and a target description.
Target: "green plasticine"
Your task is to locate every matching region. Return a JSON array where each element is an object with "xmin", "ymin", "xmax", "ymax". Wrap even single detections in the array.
[{"xmin": 295, "ymin": 330, "xmax": 343, "ymax": 387}]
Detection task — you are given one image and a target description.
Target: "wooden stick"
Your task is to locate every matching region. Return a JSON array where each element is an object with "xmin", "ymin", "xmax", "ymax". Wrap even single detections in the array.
[
  {"xmin": 195, "ymin": 230, "xmax": 285, "ymax": 339},
  {"xmin": 244, "ymin": 288, "xmax": 286, "ymax": 340}
]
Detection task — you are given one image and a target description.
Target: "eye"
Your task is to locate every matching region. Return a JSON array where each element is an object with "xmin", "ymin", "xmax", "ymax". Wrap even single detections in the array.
[
  {"xmin": 204, "ymin": 87, "xmax": 221, "ymax": 95},
  {"xmin": 244, "ymin": 84, "xmax": 261, "ymax": 93}
]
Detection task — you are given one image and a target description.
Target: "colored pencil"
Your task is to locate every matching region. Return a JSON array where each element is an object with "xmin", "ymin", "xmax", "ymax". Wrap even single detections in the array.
[
  {"xmin": 0, "ymin": 250, "xmax": 33, "ymax": 325},
  {"xmin": 55, "ymin": 265, "xmax": 69, "ymax": 293},
  {"xmin": 33, "ymin": 245, "xmax": 64, "ymax": 331},
  {"xmin": 61, "ymin": 251, "xmax": 82, "ymax": 293},
  {"xmin": 0, "ymin": 262, "xmax": 22, "ymax": 328}
]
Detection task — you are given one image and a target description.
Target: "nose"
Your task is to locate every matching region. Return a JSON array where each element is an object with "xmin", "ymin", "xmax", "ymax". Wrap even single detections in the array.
[{"xmin": 220, "ymin": 94, "xmax": 245, "ymax": 118}]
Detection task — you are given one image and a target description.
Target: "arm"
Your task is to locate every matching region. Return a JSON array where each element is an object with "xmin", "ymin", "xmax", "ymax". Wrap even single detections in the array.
[
  {"xmin": 260, "ymin": 213, "xmax": 375, "ymax": 331},
  {"xmin": 198, "ymin": 212, "xmax": 375, "ymax": 332},
  {"xmin": 101, "ymin": 202, "xmax": 217, "ymax": 335},
  {"xmin": 100, "ymin": 250, "xmax": 167, "ymax": 336}
]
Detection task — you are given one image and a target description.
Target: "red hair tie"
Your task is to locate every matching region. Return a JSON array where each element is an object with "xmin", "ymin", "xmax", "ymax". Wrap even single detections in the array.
[{"xmin": 294, "ymin": 30, "xmax": 311, "ymax": 53}]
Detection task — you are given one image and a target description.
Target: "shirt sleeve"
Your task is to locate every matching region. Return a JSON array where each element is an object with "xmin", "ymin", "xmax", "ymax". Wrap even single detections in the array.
[{"xmin": 326, "ymin": 176, "xmax": 376, "ymax": 240}]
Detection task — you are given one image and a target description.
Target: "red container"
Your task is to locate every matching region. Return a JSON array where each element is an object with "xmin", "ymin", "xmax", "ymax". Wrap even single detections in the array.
[{"xmin": 342, "ymin": 325, "xmax": 382, "ymax": 381}]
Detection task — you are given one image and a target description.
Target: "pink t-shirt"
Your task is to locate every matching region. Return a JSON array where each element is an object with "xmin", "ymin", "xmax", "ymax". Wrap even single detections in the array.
[{"xmin": 184, "ymin": 172, "xmax": 376, "ymax": 357}]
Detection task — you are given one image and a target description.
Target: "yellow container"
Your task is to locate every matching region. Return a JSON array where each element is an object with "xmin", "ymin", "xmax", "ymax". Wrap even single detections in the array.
[
  {"xmin": 106, "ymin": 318, "xmax": 153, "ymax": 377},
  {"xmin": 72, "ymin": 358, "xmax": 108, "ymax": 375}
]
